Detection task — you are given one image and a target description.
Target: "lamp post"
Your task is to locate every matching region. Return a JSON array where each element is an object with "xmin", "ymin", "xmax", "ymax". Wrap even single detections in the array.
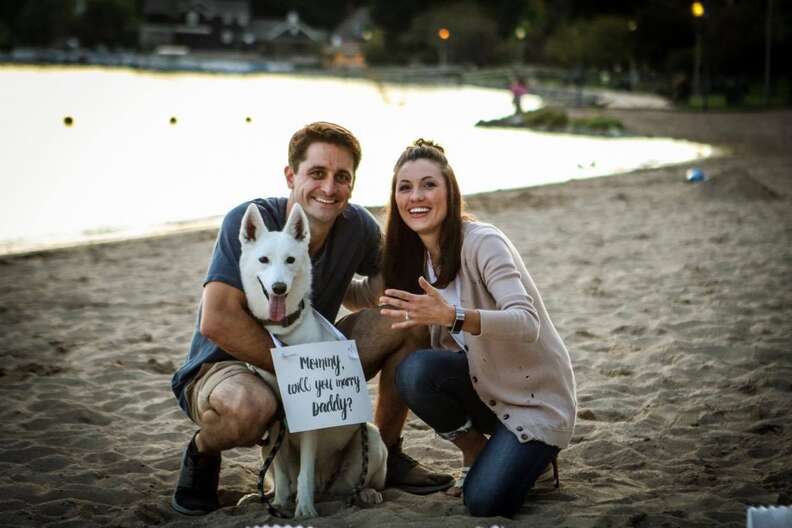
[
  {"xmin": 437, "ymin": 27, "xmax": 450, "ymax": 68},
  {"xmin": 691, "ymin": 2, "xmax": 705, "ymax": 108},
  {"xmin": 764, "ymin": 0, "xmax": 773, "ymax": 105},
  {"xmin": 515, "ymin": 26, "xmax": 526, "ymax": 64}
]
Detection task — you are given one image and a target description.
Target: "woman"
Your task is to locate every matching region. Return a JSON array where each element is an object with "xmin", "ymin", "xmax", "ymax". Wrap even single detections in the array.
[
  {"xmin": 377, "ymin": 139, "xmax": 577, "ymax": 517},
  {"xmin": 509, "ymin": 75, "xmax": 529, "ymax": 114}
]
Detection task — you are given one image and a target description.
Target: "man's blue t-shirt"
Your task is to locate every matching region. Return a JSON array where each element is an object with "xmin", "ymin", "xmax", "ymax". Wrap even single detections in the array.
[{"xmin": 171, "ymin": 197, "xmax": 381, "ymax": 415}]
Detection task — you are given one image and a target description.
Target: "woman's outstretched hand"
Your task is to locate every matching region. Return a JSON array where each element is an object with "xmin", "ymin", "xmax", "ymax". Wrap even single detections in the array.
[{"xmin": 379, "ymin": 276, "xmax": 455, "ymax": 330}]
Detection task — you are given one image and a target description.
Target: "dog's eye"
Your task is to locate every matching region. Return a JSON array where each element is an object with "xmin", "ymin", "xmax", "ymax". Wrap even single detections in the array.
[
  {"xmin": 286, "ymin": 256, "xmax": 295, "ymax": 264},
  {"xmin": 258, "ymin": 256, "xmax": 269, "ymax": 264}
]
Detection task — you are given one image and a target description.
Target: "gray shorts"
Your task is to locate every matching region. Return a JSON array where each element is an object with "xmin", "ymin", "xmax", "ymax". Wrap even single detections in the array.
[{"xmin": 184, "ymin": 360, "xmax": 280, "ymax": 425}]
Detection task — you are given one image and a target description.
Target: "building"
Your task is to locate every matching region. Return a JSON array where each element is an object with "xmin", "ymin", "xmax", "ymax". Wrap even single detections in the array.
[
  {"xmin": 248, "ymin": 11, "xmax": 326, "ymax": 66},
  {"xmin": 139, "ymin": 0, "xmax": 252, "ymax": 52},
  {"xmin": 326, "ymin": 7, "xmax": 371, "ymax": 69},
  {"xmin": 139, "ymin": 0, "xmax": 326, "ymax": 66}
]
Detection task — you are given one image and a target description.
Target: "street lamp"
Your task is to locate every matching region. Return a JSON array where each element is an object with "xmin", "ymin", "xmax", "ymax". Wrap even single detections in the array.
[
  {"xmin": 514, "ymin": 26, "xmax": 527, "ymax": 64},
  {"xmin": 437, "ymin": 27, "xmax": 450, "ymax": 68},
  {"xmin": 691, "ymin": 2, "xmax": 705, "ymax": 107},
  {"xmin": 691, "ymin": 2, "xmax": 704, "ymax": 17}
]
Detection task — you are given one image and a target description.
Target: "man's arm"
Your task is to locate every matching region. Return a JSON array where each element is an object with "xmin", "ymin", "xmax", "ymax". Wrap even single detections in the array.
[{"xmin": 199, "ymin": 281, "xmax": 276, "ymax": 372}]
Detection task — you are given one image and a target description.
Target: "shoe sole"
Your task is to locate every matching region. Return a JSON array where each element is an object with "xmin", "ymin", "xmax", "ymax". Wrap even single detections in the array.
[
  {"xmin": 170, "ymin": 495, "xmax": 214, "ymax": 516},
  {"xmin": 391, "ymin": 480, "xmax": 454, "ymax": 495}
]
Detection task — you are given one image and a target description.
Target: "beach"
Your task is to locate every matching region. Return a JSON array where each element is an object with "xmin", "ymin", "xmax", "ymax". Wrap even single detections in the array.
[{"xmin": 0, "ymin": 109, "xmax": 790, "ymax": 527}]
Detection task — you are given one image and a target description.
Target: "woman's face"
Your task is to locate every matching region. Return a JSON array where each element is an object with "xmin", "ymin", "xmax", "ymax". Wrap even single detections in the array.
[{"xmin": 394, "ymin": 158, "xmax": 448, "ymax": 240}]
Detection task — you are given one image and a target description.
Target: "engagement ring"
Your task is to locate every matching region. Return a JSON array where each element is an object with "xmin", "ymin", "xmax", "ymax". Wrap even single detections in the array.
[{"xmin": 404, "ymin": 311, "xmax": 410, "ymax": 321}]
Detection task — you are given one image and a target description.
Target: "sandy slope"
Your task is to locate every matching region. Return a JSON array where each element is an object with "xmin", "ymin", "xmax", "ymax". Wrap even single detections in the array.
[{"xmin": 0, "ymin": 110, "xmax": 790, "ymax": 528}]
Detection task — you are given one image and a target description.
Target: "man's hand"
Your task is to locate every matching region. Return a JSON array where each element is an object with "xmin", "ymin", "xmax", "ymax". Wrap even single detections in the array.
[{"xmin": 200, "ymin": 281, "xmax": 276, "ymax": 372}]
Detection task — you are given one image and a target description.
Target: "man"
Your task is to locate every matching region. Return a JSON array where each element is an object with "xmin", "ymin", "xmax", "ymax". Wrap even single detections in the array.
[{"xmin": 171, "ymin": 122, "xmax": 453, "ymax": 515}]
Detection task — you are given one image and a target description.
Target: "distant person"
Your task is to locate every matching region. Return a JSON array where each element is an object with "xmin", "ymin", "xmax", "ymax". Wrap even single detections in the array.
[
  {"xmin": 671, "ymin": 73, "xmax": 691, "ymax": 102},
  {"xmin": 372, "ymin": 139, "xmax": 577, "ymax": 517},
  {"xmin": 170, "ymin": 122, "xmax": 453, "ymax": 516},
  {"xmin": 571, "ymin": 65, "xmax": 586, "ymax": 107},
  {"xmin": 509, "ymin": 75, "xmax": 529, "ymax": 114}
]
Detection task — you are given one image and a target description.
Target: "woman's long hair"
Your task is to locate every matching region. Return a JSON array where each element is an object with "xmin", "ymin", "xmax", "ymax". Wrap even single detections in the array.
[{"xmin": 381, "ymin": 139, "xmax": 471, "ymax": 293}]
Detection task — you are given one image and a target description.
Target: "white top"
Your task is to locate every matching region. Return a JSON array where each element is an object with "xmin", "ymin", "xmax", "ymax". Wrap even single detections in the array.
[{"xmin": 425, "ymin": 252, "xmax": 466, "ymax": 351}]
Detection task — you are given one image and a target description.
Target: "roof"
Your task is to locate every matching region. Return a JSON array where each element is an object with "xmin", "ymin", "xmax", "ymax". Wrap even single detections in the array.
[
  {"xmin": 332, "ymin": 7, "xmax": 371, "ymax": 42},
  {"xmin": 248, "ymin": 11, "xmax": 326, "ymax": 43},
  {"xmin": 143, "ymin": 0, "xmax": 250, "ymax": 20}
]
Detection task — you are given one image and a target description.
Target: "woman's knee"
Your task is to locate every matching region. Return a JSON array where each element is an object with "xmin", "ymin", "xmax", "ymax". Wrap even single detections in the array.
[
  {"xmin": 394, "ymin": 349, "xmax": 437, "ymax": 400},
  {"xmin": 463, "ymin": 484, "xmax": 516, "ymax": 518},
  {"xmin": 463, "ymin": 471, "xmax": 521, "ymax": 518}
]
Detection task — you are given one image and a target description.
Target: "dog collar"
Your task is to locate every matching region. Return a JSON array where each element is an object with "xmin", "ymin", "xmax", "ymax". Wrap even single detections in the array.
[{"xmin": 259, "ymin": 299, "xmax": 306, "ymax": 328}]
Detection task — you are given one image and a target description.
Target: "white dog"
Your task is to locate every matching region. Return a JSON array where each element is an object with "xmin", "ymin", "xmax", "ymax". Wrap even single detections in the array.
[{"xmin": 238, "ymin": 202, "xmax": 387, "ymax": 519}]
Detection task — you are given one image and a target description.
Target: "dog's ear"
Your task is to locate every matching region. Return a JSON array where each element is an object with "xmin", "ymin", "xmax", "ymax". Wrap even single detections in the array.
[
  {"xmin": 239, "ymin": 203, "xmax": 268, "ymax": 245},
  {"xmin": 284, "ymin": 203, "xmax": 310, "ymax": 244}
]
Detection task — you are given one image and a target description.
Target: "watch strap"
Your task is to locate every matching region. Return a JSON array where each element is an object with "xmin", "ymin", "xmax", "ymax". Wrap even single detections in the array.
[{"xmin": 450, "ymin": 305, "xmax": 465, "ymax": 334}]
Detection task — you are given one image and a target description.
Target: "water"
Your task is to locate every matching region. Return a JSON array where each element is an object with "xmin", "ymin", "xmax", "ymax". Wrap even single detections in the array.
[{"xmin": 0, "ymin": 66, "xmax": 713, "ymax": 255}]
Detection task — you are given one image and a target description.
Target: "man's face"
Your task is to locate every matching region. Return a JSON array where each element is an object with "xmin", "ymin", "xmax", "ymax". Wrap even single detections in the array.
[{"xmin": 285, "ymin": 142, "xmax": 354, "ymax": 229}]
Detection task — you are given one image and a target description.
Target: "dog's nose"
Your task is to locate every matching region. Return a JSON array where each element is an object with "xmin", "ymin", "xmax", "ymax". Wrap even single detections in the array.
[{"xmin": 272, "ymin": 282, "xmax": 287, "ymax": 296}]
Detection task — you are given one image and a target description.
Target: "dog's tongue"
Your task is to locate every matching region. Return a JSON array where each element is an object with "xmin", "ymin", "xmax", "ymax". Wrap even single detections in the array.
[{"xmin": 269, "ymin": 295, "xmax": 286, "ymax": 322}]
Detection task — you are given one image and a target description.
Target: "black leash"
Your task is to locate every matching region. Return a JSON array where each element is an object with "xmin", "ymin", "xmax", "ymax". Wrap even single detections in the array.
[
  {"xmin": 317, "ymin": 422, "xmax": 371, "ymax": 507},
  {"xmin": 256, "ymin": 419, "xmax": 288, "ymax": 518},
  {"xmin": 347, "ymin": 422, "xmax": 370, "ymax": 506}
]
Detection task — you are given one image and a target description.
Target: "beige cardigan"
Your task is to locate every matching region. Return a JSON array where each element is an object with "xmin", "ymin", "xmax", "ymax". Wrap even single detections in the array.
[{"xmin": 344, "ymin": 221, "xmax": 577, "ymax": 449}]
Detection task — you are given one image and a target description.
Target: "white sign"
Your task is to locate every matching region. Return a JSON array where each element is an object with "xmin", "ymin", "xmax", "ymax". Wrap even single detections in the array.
[{"xmin": 271, "ymin": 339, "xmax": 372, "ymax": 433}]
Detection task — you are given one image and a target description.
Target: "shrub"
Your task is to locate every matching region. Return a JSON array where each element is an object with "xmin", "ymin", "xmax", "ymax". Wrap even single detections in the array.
[
  {"xmin": 520, "ymin": 107, "xmax": 569, "ymax": 129},
  {"xmin": 572, "ymin": 116, "xmax": 624, "ymax": 132}
]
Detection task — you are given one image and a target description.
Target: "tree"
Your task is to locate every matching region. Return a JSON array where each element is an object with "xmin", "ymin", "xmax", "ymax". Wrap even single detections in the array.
[
  {"xmin": 0, "ymin": 0, "xmax": 26, "ymax": 48},
  {"xmin": 369, "ymin": 0, "xmax": 426, "ymax": 58},
  {"xmin": 251, "ymin": 0, "xmax": 360, "ymax": 30},
  {"xmin": 545, "ymin": 15, "xmax": 633, "ymax": 68},
  {"xmin": 75, "ymin": 0, "xmax": 138, "ymax": 49},
  {"xmin": 11, "ymin": 0, "xmax": 76, "ymax": 47},
  {"xmin": 405, "ymin": 2, "xmax": 504, "ymax": 66}
]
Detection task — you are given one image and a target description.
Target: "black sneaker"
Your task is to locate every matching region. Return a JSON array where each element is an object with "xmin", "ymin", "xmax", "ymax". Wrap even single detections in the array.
[
  {"xmin": 171, "ymin": 432, "xmax": 221, "ymax": 515},
  {"xmin": 386, "ymin": 437, "xmax": 454, "ymax": 495}
]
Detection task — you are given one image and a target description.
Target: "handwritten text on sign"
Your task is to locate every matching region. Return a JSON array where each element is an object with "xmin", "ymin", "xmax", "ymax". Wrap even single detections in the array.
[{"xmin": 271, "ymin": 340, "xmax": 372, "ymax": 433}]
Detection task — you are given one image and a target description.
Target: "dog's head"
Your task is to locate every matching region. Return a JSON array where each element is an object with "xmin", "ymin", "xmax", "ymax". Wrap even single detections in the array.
[{"xmin": 238, "ymin": 203, "xmax": 312, "ymax": 331}]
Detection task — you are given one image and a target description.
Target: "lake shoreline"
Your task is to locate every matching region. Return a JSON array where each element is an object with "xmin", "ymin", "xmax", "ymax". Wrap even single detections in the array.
[{"xmin": 1, "ymin": 66, "xmax": 711, "ymax": 255}]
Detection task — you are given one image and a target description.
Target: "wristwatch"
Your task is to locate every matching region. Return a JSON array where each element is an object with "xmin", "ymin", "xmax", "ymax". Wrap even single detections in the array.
[{"xmin": 450, "ymin": 305, "xmax": 466, "ymax": 334}]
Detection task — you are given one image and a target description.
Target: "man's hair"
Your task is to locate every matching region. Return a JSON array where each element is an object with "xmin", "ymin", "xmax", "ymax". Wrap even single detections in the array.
[{"xmin": 288, "ymin": 122, "xmax": 362, "ymax": 174}]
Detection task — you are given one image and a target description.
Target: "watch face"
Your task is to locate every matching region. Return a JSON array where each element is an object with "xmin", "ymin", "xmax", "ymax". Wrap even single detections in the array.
[{"xmin": 456, "ymin": 306, "xmax": 466, "ymax": 321}]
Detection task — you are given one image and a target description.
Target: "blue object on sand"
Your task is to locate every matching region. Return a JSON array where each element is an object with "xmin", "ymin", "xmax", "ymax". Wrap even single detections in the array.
[
  {"xmin": 746, "ymin": 506, "xmax": 792, "ymax": 528},
  {"xmin": 686, "ymin": 168, "xmax": 706, "ymax": 182}
]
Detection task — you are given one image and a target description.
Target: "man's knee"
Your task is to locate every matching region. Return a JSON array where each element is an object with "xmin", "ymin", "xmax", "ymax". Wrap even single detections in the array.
[{"xmin": 202, "ymin": 379, "xmax": 278, "ymax": 446}]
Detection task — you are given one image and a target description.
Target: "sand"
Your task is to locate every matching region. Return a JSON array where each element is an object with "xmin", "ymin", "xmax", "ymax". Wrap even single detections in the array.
[{"xmin": 1, "ymin": 109, "xmax": 790, "ymax": 528}]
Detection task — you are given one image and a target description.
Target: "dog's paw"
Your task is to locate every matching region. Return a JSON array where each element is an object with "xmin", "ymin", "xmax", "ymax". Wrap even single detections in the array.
[
  {"xmin": 268, "ymin": 504, "xmax": 293, "ymax": 519},
  {"xmin": 356, "ymin": 488, "xmax": 383, "ymax": 506},
  {"xmin": 271, "ymin": 496, "xmax": 290, "ymax": 511},
  {"xmin": 293, "ymin": 501, "xmax": 318, "ymax": 519}
]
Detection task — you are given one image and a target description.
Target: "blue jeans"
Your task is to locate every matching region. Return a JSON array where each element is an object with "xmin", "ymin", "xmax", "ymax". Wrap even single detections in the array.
[{"xmin": 396, "ymin": 348, "xmax": 559, "ymax": 517}]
